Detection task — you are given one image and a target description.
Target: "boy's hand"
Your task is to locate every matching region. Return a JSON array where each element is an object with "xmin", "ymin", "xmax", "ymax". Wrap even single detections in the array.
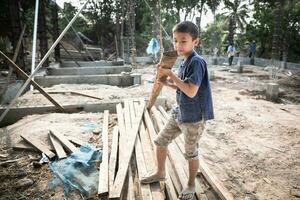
[{"xmin": 156, "ymin": 64, "xmax": 171, "ymax": 77}]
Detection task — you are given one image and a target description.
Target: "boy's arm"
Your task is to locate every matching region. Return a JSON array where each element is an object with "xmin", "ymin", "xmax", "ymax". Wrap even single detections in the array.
[
  {"xmin": 157, "ymin": 67, "xmax": 199, "ymax": 98},
  {"xmin": 159, "ymin": 79, "xmax": 177, "ymax": 90}
]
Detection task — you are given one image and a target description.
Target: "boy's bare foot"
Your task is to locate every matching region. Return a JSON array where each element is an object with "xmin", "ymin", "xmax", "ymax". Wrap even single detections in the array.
[
  {"xmin": 140, "ymin": 173, "xmax": 166, "ymax": 184},
  {"xmin": 178, "ymin": 186, "xmax": 195, "ymax": 200}
]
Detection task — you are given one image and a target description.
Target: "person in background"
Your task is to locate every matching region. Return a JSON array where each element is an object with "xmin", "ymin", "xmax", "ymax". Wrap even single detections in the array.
[
  {"xmin": 227, "ymin": 43, "xmax": 236, "ymax": 66},
  {"xmin": 249, "ymin": 40, "xmax": 256, "ymax": 65}
]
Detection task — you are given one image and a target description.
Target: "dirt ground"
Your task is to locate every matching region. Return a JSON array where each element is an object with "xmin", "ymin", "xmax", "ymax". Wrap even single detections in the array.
[{"xmin": 0, "ymin": 64, "xmax": 299, "ymax": 199}]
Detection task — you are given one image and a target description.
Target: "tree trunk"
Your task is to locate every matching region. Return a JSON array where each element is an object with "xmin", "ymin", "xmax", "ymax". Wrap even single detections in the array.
[
  {"xmin": 120, "ymin": 0, "xmax": 125, "ymax": 58},
  {"xmin": 228, "ymin": 17, "xmax": 235, "ymax": 45},
  {"xmin": 38, "ymin": 0, "xmax": 49, "ymax": 68},
  {"xmin": 115, "ymin": 0, "xmax": 121, "ymax": 58},
  {"xmin": 271, "ymin": 0, "xmax": 284, "ymax": 60},
  {"xmin": 9, "ymin": 0, "xmax": 26, "ymax": 72},
  {"xmin": 51, "ymin": 0, "xmax": 60, "ymax": 62},
  {"xmin": 129, "ymin": 0, "xmax": 136, "ymax": 66}
]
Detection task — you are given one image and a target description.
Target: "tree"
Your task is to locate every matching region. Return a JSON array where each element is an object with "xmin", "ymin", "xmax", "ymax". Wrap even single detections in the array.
[{"xmin": 223, "ymin": 0, "xmax": 249, "ymax": 45}]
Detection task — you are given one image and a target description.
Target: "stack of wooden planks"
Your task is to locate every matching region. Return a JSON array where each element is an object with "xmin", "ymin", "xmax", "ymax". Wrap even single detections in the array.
[
  {"xmin": 20, "ymin": 130, "xmax": 85, "ymax": 160},
  {"xmin": 98, "ymin": 99, "xmax": 234, "ymax": 200}
]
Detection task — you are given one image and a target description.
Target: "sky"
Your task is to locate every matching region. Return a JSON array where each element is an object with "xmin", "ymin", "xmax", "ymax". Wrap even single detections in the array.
[{"xmin": 56, "ymin": 0, "xmax": 223, "ymax": 29}]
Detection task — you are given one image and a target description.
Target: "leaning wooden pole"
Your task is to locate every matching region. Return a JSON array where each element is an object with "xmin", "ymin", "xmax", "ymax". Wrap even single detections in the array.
[
  {"xmin": 0, "ymin": 51, "xmax": 65, "ymax": 112},
  {"xmin": 0, "ymin": 0, "xmax": 89, "ymax": 123},
  {"xmin": 147, "ymin": 50, "xmax": 178, "ymax": 109},
  {"xmin": 4, "ymin": 24, "xmax": 26, "ymax": 90}
]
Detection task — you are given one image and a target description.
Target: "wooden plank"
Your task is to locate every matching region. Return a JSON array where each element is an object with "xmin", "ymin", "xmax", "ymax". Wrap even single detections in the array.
[
  {"xmin": 143, "ymin": 108, "xmax": 178, "ymax": 199},
  {"xmin": 67, "ymin": 136, "xmax": 85, "ymax": 146},
  {"xmin": 0, "ymin": 51, "xmax": 65, "ymax": 113},
  {"xmin": 198, "ymin": 156, "xmax": 234, "ymax": 200},
  {"xmin": 147, "ymin": 51, "xmax": 178, "ymax": 109},
  {"xmin": 21, "ymin": 134, "xmax": 55, "ymax": 159},
  {"xmin": 49, "ymin": 132, "xmax": 67, "ymax": 159},
  {"xmin": 116, "ymin": 103, "xmax": 126, "ymax": 157},
  {"xmin": 135, "ymin": 103, "xmax": 165, "ymax": 200},
  {"xmin": 127, "ymin": 165, "xmax": 136, "ymax": 200},
  {"xmin": 135, "ymin": 133, "xmax": 153, "ymax": 200},
  {"xmin": 12, "ymin": 141, "xmax": 38, "ymax": 152},
  {"xmin": 109, "ymin": 100, "xmax": 145, "ymax": 199},
  {"xmin": 33, "ymin": 90, "xmax": 103, "ymax": 100},
  {"xmin": 158, "ymin": 105, "xmax": 169, "ymax": 120},
  {"xmin": 151, "ymin": 107, "xmax": 209, "ymax": 200},
  {"xmin": 98, "ymin": 110, "xmax": 109, "ymax": 196},
  {"xmin": 156, "ymin": 107, "xmax": 209, "ymax": 200},
  {"xmin": 109, "ymin": 126, "xmax": 119, "ymax": 192},
  {"xmin": 49, "ymin": 131, "xmax": 77, "ymax": 153},
  {"xmin": 158, "ymin": 107, "xmax": 223, "ymax": 199},
  {"xmin": 133, "ymin": 102, "xmax": 163, "ymax": 200}
]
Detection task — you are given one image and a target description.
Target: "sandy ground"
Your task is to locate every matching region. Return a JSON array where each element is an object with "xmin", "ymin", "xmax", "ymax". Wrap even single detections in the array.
[{"xmin": 0, "ymin": 64, "xmax": 299, "ymax": 199}]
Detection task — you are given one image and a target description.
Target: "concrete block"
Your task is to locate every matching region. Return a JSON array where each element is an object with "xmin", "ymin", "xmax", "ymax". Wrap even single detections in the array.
[
  {"xmin": 237, "ymin": 65, "xmax": 243, "ymax": 73},
  {"xmin": 61, "ymin": 60, "xmax": 124, "ymax": 68},
  {"xmin": 1, "ymin": 81, "xmax": 25, "ymax": 104},
  {"xmin": 208, "ymin": 70, "xmax": 215, "ymax": 81},
  {"xmin": 266, "ymin": 83, "xmax": 279, "ymax": 101},
  {"xmin": 47, "ymin": 66, "xmax": 132, "ymax": 76},
  {"xmin": 131, "ymin": 73, "xmax": 142, "ymax": 85},
  {"xmin": 34, "ymin": 73, "xmax": 141, "ymax": 87}
]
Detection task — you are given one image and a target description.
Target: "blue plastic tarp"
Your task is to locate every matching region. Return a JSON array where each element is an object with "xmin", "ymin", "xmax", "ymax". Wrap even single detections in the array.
[{"xmin": 48, "ymin": 144, "xmax": 102, "ymax": 197}]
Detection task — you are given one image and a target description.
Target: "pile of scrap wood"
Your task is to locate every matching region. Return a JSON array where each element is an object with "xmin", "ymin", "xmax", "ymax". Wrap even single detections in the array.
[
  {"xmin": 19, "ymin": 130, "xmax": 85, "ymax": 160},
  {"xmin": 99, "ymin": 99, "xmax": 234, "ymax": 200},
  {"xmin": 14, "ymin": 98, "xmax": 233, "ymax": 199}
]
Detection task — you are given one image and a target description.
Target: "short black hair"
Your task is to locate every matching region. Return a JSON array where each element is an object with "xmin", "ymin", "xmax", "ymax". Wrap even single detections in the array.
[{"xmin": 172, "ymin": 21, "xmax": 199, "ymax": 40}]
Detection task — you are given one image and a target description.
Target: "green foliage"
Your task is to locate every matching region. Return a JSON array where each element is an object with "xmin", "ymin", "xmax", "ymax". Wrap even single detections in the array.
[{"xmin": 0, "ymin": 0, "xmax": 298, "ymax": 61}]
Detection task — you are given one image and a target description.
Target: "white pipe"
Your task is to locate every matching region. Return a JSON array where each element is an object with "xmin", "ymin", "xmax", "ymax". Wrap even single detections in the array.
[
  {"xmin": 0, "ymin": 0, "xmax": 90, "ymax": 123},
  {"xmin": 30, "ymin": 0, "xmax": 39, "ymax": 91}
]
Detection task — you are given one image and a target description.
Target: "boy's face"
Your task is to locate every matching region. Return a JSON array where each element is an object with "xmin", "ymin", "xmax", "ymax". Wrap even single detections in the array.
[{"xmin": 173, "ymin": 32, "xmax": 199, "ymax": 59}]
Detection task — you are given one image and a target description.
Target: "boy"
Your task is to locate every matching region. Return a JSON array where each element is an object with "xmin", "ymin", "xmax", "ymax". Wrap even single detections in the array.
[{"xmin": 141, "ymin": 21, "xmax": 214, "ymax": 200}]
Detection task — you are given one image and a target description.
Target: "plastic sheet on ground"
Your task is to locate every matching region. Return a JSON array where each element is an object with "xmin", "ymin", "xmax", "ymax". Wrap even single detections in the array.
[{"xmin": 48, "ymin": 144, "xmax": 102, "ymax": 197}]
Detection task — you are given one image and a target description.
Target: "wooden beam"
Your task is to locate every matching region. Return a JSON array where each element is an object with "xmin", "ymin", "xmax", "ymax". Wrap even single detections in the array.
[
  {"xmin": 135, "ymin": 133, "xmax": 153, "ymax": 200},
  {"xmin": 116, "ymin": 103, "xmax": 126, "ymax": 167},
  {"xmin": 159, "ymin": 106, "xmax": 227, "ymax": 199},
  {"xmin": 67, "ymin": 136, "xmax": 85, "ymax": 147},
  {"xmin": 49, "ymin": 131, "xmax": 67, "ymax": 159},
  {"xmin": 147, "ymin": 51, "xmax": 178, "ymax": 109},
  {"xmin": 109, "ymin": 126, "xmax": 119, "ymax": 192},
  {"xmin": 0, "ymin": 51, "xmax": 65, "ymax": 113},
  {"xmin": 109, "ymin": 100, "xmax": 145, "ymax": 199},
  {"xmin": 21, "ymin": 134, "xmax": 55, "ymax": 159},
  {"xmin": 143, "ymin": 108, "xmax": 178, "ymax": 199},
  {"xmin": 49, "ymin": 131, "xmax": 77, "ymax": 153},
  {"xmin": 133, "ymin": 102, "xmax": 163, "ymax": 200},
  {"xmin": 98, "ymin": 110, "xmax": 109, "ymax": 196},
  {"xmin": 151, "ymin": 107, "xmax": 209, "ymax": 200},
  {"xmin": 198, "ymin": 156, "xmax": 234, "ymax": 200},
  {"xmin": 33, "ymin": 90, "xmax": 103, "ymax": 100}
]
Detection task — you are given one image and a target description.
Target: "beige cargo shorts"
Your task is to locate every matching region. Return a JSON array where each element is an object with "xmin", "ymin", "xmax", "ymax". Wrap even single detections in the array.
[{"xmin": 154, "ymin": 113, "xmax": 205, "ymax": 160}]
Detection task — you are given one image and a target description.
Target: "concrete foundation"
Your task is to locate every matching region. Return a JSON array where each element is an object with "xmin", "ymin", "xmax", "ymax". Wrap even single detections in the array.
[
  {"xmin": 1, "ymin": 81, "xmax": 25, "ymax": 104},
  {"xmin": 266, "ymin": 83, "xmax": 279, "ymax": 102},
  {"xmin": 0, "ymin": 97, "xmax": 168, "ymax": 127},
  {"xmin": 61, "ymin": 60, "xmax": 124, "ymax": 68},
  {"xmin": 208, "ymin": 69, "xmax": 215, "ymax": 81},
  {"xmin": 237, "ymin": 65, "xmax": 243, "ymax": 73},
  {"xmin": 34, "ymin": 73, "xmax": 142, "ymax": 87},
  {"xmin": 47, "ymin": 66, "xmax": 132, "ymax": 76}
]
